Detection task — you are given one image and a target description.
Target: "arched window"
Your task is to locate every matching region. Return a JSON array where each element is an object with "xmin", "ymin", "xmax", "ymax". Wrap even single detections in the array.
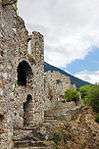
[{"xmin": 17, "ymin": 60, "xmax": 33, "ymax": 86}]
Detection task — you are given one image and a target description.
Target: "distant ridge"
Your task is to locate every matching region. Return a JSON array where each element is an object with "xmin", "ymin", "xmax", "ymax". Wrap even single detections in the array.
[{"xmin": 44, "ymin": 62, "xmax": 91, "ymax": 88}]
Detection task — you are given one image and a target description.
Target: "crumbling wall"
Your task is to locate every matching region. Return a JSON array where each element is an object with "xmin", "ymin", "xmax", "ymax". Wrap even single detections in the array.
[
  {"xmin": 0, "ymin": 1, "xmax": 73, "ymax": 149},
  {"xmin": 0, "ymin": 1, "xmax": 21, "ymax": 148},
  {"xmin": 0, "ymin": 1, "xmax": 45, "ymax": 148},
  {"xmin": 45, "ymin": 71, "xmax": 72, "ymax": 102},
  {"xmin": 8, "ymin": 31, "xmax": 45, "ymax": 129}
]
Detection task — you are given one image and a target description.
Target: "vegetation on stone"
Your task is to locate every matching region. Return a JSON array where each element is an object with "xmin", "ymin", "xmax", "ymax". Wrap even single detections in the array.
[
  {"xmin": 52, "ymin": 132, "xmax": 62, "ymax": 145},
  {"xmin": 64, "ymin": 88, "xmax": 79, "ymax": 103}
]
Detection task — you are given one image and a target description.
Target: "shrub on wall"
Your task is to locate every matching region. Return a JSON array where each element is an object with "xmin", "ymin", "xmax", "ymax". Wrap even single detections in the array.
[
  {"xmin": 52, "ymin": 132, "xmax": 62, "ymax": 145},
  {"xmin": 64, "ymin": 89, "xmax": 79, "ymax": 103}
]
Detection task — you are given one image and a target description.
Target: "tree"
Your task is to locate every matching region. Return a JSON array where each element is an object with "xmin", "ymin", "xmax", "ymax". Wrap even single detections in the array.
[
  {"xmin": 64, "ymin": 89, "xmax": 79, "ymax": 104},
  {"xmin": 86, "ymin": 85, "xmax": 99, "ymax": 112},
  {"xmin": 79, "ymin": 85, "xmax": 94, "ymax": 99},
  {"xmin": 79, "ymin": 85, "xmax": 99, "ymax": 113}
]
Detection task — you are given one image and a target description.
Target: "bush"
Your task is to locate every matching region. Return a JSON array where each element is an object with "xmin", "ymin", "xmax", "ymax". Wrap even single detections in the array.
[
  {"xmin": 95, "ymin": 114, "xmax": 99, "ymax": 123},
  {"xmin": 64, "ymin": 89, "xmax": 79, "ymax": 104},
  {"xmin": 79, "ymin": 85, "xmax": 94, "ymax": 99},
  {"xmin": 79, "ymin": 85, "xmax": 99, "ymax": 113},
  {"xmin": 52, "ymin": 132, "xmax": 62, "ymax": 144},
  {"xmin": 88, "ymin": 86, "xmax": 99, "ymax": 113}
]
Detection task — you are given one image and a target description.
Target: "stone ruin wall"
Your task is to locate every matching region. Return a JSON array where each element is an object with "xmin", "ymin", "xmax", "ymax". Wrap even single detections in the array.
[
  {"xmin": 0, "ymin": 0, "xmax": 72, "ymax": 148},
  {"xmin": 0, "ymin": 1, "xmax": 45, "ymax": 148},
  {"xmin": 44, "ymin": 71, "xmax": 72, "ymax": 108},
  {"xmin": 0, "ymin": 1, "xmax": 26, "ymax": 148}
]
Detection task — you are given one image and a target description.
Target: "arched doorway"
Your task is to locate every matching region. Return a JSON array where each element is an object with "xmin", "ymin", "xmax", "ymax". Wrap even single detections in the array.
[
  {"xmin": 23, "ymin": 94, "xmax": 32, "ymax": 126},
  {"xmin": 17, "ymin": 60, "xmax": 33, "ymax": 86}
]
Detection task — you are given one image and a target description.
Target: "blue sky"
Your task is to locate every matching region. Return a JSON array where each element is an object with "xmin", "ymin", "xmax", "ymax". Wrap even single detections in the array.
[
  {"xmin": 66, "ymin": 47, "xmax": 99, "ymax": 73},
  {"xmin": 60, "ymin": 47, "xmax": 99, "ymax": 84},
  {"xmin": 18, "ymin": 0, "xmax": 99, "ymax": 84}
]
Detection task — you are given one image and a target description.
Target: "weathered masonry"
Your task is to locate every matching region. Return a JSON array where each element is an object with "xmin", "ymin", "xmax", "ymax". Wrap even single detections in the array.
[
  {"xmin": 0, "ymin": 1, "xmax": 45, "ymax": 148},
  {"xmin": 0, "ymin": 0, "xmax": 72, "ymax": 148}
]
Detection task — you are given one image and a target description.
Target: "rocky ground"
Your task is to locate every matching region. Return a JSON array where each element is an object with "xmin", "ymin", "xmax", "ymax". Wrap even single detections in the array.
[{"xmin": 13, "ymin": 101, "xmax": 99, "ymax": 149}]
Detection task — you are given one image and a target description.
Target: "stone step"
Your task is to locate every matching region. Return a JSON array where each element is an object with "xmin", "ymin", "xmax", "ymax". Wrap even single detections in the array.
[
  {"xmin": 44, "ymin": 106, "xmax": 82, "ymax": 119},
  {"xmin": 13, "ymin": 124, "xmax": 53, "ymax": 143},
  {"xmin": 13, "ymin": 129, "xmax": 35, "ymax": 141},
  {"xmin": 44, "ymin": 116, "xmax": 55, "ymax": 120},
  {"xmin": 14, "ymin": 147, "xmax": 51, "ymax": 149},
  {"xmin": 13, "ymin": 130, "xmax": 46, "ymax": 141},
  {"xmin": 43, "ymin": 120, "xmax": 61, "ymax": 126},
  {"xmin": 44, "ymin": 108, "xmax": 72, "ymax": 117},
  {"xmin": 44, "ymin": 119, "xmax": 58, "ymax": 123},
  {"xmin": 14, "ymin": 147, "xmax": 50, "ymax": 149},
  {"xmin": 14, "ymin": 140, "xmax": 52, "ymax": 148}
]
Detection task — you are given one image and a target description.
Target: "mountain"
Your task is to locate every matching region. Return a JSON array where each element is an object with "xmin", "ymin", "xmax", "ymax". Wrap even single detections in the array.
[{"xmin": 44, "ymin": 62, "xmax": 91, "ymax": 88}]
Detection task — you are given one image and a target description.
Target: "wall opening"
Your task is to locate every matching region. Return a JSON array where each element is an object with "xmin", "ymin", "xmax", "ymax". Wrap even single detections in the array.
[
  {"xmin": 0, "ymin": 114, "xmax": 4, "ymax": 132},
  {"xmin": 48, "ymin": 88, "xmax": 53, "ymax": 101},
  {"xmin": 17, "ymin": 60, "xmax": 33, "ymax": 86},
  {"xmin": 56, "ymin": 79, "xmax": 63, "ymax": 97},
  {"xmin": 0, "ymin": 114, "xmax": 4, "ymax": 122},
  {"xmin": 56, "ymin": 79, "xmax": 62, "ymax": 85},
  {"xmin": 23, "ymin": 94, "xmax": 32, "ymax": 126}
]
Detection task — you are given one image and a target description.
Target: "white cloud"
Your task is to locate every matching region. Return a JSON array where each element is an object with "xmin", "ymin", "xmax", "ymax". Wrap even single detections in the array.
[
  {"xmin": 18, "ymin": 0, "xmax": 99, "ymax": 67},
  {"xmin": 75, "ymin": 70, "xmax": 99, "ymax": 84}
]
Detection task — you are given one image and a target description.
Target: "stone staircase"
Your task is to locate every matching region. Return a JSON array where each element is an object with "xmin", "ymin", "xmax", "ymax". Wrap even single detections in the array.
[
  {"xmin": 13, "ymin": 101, "xmax": 82, "ymax": 149},
  {"xmin": 44, "ymin": 101, "xmax": 82, "ymax": 122},
  {"xmin": 13, "ymin": 126, "xmax": 54, "ymax": 149}
]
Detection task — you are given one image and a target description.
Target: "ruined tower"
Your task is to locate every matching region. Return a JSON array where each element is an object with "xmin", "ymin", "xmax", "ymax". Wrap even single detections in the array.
[
  {"xmin": 13, "ymin": 31, "xmax": 45, "ymax": 128},
  {"xmin": 0, "ymin": 1, "xmax": 44, "ymax": 148}
]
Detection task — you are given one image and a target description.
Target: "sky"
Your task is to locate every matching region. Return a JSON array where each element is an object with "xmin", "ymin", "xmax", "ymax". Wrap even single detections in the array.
[{"xmin": 18, "ymin": 0, "xmax": 99, "ymax": 84}]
